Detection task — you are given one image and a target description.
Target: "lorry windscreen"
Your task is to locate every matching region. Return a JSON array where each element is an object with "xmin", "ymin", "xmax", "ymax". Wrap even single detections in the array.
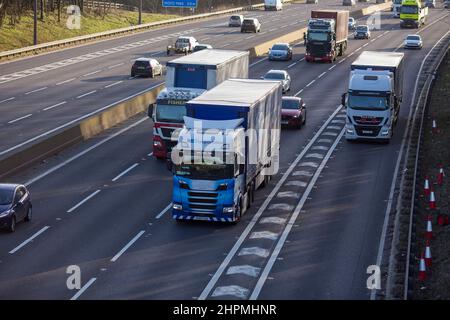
[
  {"xmin": 401, "ymin": 5, "xmax": 419, "ymax": 14},
  {"xmin": 156, "ymin": 104, "xmax": 186, "ymax": 123},
  {"xmin": 308, "ymin": 31, "xmax": 329, "ymax": 42},
  {"xmin": 174, "ymin": 164, "xmax": 234, "ymax": 180},
  {"xmin": 348, "ymin": 94, "xmax": 388, "ymax": 111}
]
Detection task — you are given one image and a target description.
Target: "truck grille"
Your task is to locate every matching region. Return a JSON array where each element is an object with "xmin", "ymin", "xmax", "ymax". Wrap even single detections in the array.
[
  {"xmin": 160, "ymin": 127, "xmax": 176, "ymax": 139},
  {"xmin": 353, "ymin": 116, "xmax": 383, "ymax": 125},
  {"xmin": 355, "ymin": 125, "xmax": 381, "ymax": 137},
  {"xmin": 187, "ymin": 191, "xmax": 218, "ymax": 212}
]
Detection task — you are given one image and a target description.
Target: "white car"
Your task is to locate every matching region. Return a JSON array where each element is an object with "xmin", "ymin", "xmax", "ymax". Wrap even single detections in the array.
[
  {"xmin": 263, "ymin": 69, "xmax": 291, "ymax": 93},
  {"xmin": 404, "ymin": 34, "xmax": 423, "ymax": 49},
  {"xmin": 348, "ymin": 17, "xmax": 356, "ymax": 30},
  {"xmin": 229, "ymin": 15, "xmax": 244, "ymax": 27}
]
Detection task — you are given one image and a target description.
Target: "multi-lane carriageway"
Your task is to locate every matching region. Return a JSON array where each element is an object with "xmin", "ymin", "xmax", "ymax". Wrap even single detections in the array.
[{"xmin": 0, "ymin": 1, "xmax": 449, "ymax": 299}]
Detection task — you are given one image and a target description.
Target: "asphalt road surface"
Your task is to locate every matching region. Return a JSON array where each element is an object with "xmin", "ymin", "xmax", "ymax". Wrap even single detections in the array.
[{"xmin": 0, "ymin": 3, "xmax": 449, "ymax": 299}]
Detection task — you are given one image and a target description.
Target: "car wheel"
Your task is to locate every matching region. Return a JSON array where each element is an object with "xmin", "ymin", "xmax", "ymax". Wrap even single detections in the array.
[
  {"xmin": 25, "ymin": 207, "xmax": 32, "ymax": 222},
  {"xmin": 8, "ymin": 215, "xmax": 16, "ymax": 233}
]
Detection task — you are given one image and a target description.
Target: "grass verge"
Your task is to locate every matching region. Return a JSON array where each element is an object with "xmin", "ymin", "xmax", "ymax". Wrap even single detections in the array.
[{"xmin": 0, "ymin": 9, "xmax": 178, "ymax": 52}]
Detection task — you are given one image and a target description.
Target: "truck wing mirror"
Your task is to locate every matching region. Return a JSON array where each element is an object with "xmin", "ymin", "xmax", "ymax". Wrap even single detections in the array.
[
  {"xmin": 148, "ymin": 103, "xmax": 154, "ymax": 118},
  {"xmin": 341, "ymin": 93, "xmax": 347, "ymax": 107}
]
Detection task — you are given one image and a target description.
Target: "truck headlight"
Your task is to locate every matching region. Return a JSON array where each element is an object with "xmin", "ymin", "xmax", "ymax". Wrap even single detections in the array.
[
  {"xmin": 172, "ymin": 203, "xmax": 182, "ymax": 211},
  {"xmin": 381, "ymin": 129, "xmax": 390, "ymax": 136},
  {"xmin": 223, "ymin": 207, "xmax": 235, "ymax": 214}
]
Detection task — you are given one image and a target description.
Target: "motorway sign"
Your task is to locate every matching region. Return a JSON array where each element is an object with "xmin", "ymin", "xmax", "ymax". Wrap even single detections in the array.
[{"xmin": 162, "ymin": 0, "xmax": 198, "ymax": 8}]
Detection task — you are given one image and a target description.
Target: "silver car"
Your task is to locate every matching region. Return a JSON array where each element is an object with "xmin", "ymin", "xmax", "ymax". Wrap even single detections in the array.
[
  {"xmin": 229, "ymin": 15, "xmax": 244, "ymax": 27},
  {"xmin": 404, "ymin": 34, "xmax": 423, "ymax": 49},
  {"xmin": 263, "ymin": 69, "xmax": 291, "ymax": 93}
]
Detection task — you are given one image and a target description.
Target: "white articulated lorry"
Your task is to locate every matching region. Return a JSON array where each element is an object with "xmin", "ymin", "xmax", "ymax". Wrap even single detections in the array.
[
  {"xmin": 265, "ymin": 0, "xmax": 283, "ymax": 10},
  {"xmin": 342, "ymin": 51, "xmax": 405, "ymax": 143}
]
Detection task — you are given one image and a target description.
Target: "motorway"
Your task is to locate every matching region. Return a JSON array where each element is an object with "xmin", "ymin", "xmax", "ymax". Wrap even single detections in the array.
[
  {"xmin": 0, "ymin": 0, "xmax": 374, "ymax": 158},
  {"xmin": 0, "ymin": 2, "xmax": 449, "ymax": 300}
]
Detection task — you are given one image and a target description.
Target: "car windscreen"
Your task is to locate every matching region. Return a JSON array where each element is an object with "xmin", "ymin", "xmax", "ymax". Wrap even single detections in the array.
[
  {"xmin": 407, "ymin": 35, "xmax": 420, "ymax": 41},
  {"xmin": 176, "ymin": 38, "xmax": 190, "ymax": 43},
  {"xmin": 272, "ymin": 45, "xmax": 288, "ymax": 51},
  {"xmin": 265, "ymin": 73, "xmax": 285, "ymax": 80},
  {"xmin": 356, "ymin": 26, "xmax": 368, "ymax": 31},
  {"xmin": 243, "ymin": 20, "xmax": 254, "ymax": 25},
  {"xmin": 282, "ymin": 99, "xmax": 300, "ymax": 110},
  {"xmin": 230, "ymin": 16, "xmax": 241, "ymax": 20},
  {"xmin": 0, "ymin": 189, "xmax": 13, "ymax": 205}
]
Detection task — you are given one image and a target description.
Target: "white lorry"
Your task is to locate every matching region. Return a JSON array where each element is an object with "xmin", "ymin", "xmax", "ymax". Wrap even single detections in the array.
[
  {"xmin": 265, "ymin": 0, "xmax": 283, "ymax": 10},
  {"xmin": 342, "ymin": 51, "xmax": 404, "ymax": 143}
]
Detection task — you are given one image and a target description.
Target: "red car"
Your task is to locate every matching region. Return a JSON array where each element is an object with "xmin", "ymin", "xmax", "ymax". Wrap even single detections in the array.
[{"xmin": 281, "ymin": 97, "xmax": 306, "ymax": 129}]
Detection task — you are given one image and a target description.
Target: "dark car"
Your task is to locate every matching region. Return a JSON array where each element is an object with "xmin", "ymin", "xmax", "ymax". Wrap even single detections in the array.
[
  {"xmin": 281, "ymin": 97, "xmax": 306, "ymax": 129},
  {"xmin": 354, "ymin": 25, "xmax": 371, "ymax": 39},
  {"xmin": 131, "ymin": 58, "xmax": 163, "ymax": 78},
  {"xmin": 0, "ymin": 184, "xmax": 32, "ymax": 233},
  {"xmin": 269, "ymin": 43, "xmax": 293, "ymax": 61},
  {"xmin": 444, "ymin": 0, "xmax": 450, "ymax": 8},
  {"xmin": 241, "ymin": 18, "xmax": 261, "ymax": 33}
]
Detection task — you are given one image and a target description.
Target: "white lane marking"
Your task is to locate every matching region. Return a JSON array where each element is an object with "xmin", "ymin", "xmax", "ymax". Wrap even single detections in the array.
[
  {"xmin": 227, "ymin": 265, "xmax": 261, "ymax": 278},
  {"xmin": 108, "ymin": 62, "xmax": 125, "ymax": 69},
  {"xmin": 201, "ymin": 37, "xmax": 211, "ymax": 41},
  {"xmin": 294, "ymin": 88, "xmax": 304, "ymax": 95},
  {"xmin": 56, "ymin": 78, "xmax": 76, "ymax": 86},
  {"xmin": 287, "ymin": 62, "xmax": 297, "ymax": 69},
  {"xmin": 43, "ymin": 101, "xmax": 66, "ymax": 111},
  {"xmin": 318, "ymin": 72, "xmax": 326, "ymax": 78},
  {"xmin": 111, "ymin": 163, "xmax": 139, "ymax": 182},
  {"xmin": 211, "ymin": 285, "xmax": 249, "ymax": 299},
  {"xmin": 267, "ymin": 203, "xmax": 294, "ymax": 211},
  {"xmin": 305, "ymin": 80, "xmax": 315, "ymax": 87},
  {"xmin": 70, "ymin": 278, "xmax": 97, "ymax": 300},
  {"xmin": 25, "ymin": 117, "xmax": 148, "ymax": 186},
  {"xmin": 285, "ymin": 181, "xmax": 307, "ymax": 187},
  {"xmin": 276, "ymin": 191, "xmax": 300, "ymax": 199},
  {"xmin": 250, "ymin": 231, "xmax": 279, "ymax": 241},
  {"xmin": 311, "ymin": 146, "xmax": 329, "ymax": 151},
  {"xmin": 327, "ymin": 125, "xmax": 341, "ymax": 130},
  {"xmin": 331, "ymin": 119, "xmax": 345, "ymax": 124},
  {"xmin": 110, "ymin": 230, "xmax": 145, "ymax": 262},
  {"xmin": 104, "ymin": 81, "xmax": 123, "ymax": 89},
  {"xmin": 67, "ymin": 190, "xmax": 101, "ymax": 213},
  {"xmin": 0, "ymin": 97, "xmax": 15, "ymax": 104},
  {"xmin": 76, "ymin": 90, "xmax": 97, "ymax": 99},
  {"xmin": 156, "ymin": 202, "xmax": 172, "ymax": 219},
  {"xmin": 318, "ymin": 138, "xmax": 333, "ymax": 143},
  {"xmin": 9, "ymin": 226, "xmax": 50, "ymax": 254},
  {"xmin": 260, "ymin": 217, "xmax": 286, "ymax": 225},
  {"xmin": 299, "ymin": 162, "xmax": 319, "ymax": 168},
  {"xmin": 82, "ymin": 70, "xmax": 102, "ymax": 77},
  {"xmin": 292, "ymin": 170, "xmax": 313, "ymax": 177},
  {"xmin": 322, "ymin": 131, "xmax": 338, "ymax": 137},
  {"xmin": 245, "ymin": 35, "xmax": 255, "ymax": 39},
  {"xmin": 306, "ymin": 153, "xmax": 324, "ymax": 159},
  {"xmin": 221, "ymin": 43, "xmax": 231, "ymax": 47},
  {"xmin": 149, "ymin": 51, "xmax": 164, "ymax": 57},
  {"xmin": 249, "ymin": 57, "xmax": 268, "ymax": 67},
  {"xmin": 1, "ymin": 83, "xmax": 162, "ymax": 158},
  {"xmin": 239, "ymin": 247, "xmax": 270, "ymax": 258},
  {"xmin": 328, "ymin": 65, "xmax": 336, "ymax": 71},
  {"xmin": 250, "ymin": 128, "xmax": 345, "ymax": 299},
  {"xmin": 199, "ymin": 112, "xmax": 346, "ymax": 301},
  {"xmin": 148, "ymin": 152, "xmax": 153, "ymax": 157},
  {"xmin": 371, "ymin": 28, "xmax": 450, "ymax": 301},
  {"xmin": 8, "ymin": 113, "xmax": 32, "ymax": 124},
  {"xmin": 25, "ymin": 87, "xmax": 48, "ymax": 95},
  {"xmin": 338, "ymin": 58, "xmax": 347, "ymax": 64}
]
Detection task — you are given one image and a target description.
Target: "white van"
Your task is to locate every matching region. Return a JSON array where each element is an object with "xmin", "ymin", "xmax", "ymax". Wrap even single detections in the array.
[{"xmin": 265, "ymin": 0, "xmax": 283, "ymax": 10}]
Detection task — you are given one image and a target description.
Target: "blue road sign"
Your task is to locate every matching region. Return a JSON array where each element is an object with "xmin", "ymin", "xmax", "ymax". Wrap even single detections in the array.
[{"xmin": 162, "ymin": 0, "xmax": 198, "ymax": 8}]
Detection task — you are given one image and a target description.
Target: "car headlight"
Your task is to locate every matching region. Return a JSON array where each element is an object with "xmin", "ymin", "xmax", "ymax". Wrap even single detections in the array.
[
  {"xmin": 172, "ymin": 203, "xmax": 182, "ymax": 211},
  {"xmin": 223, "ymin": 207, "xmax": 235, "ymax": 214},
  {"xmin": 0, "ymin": 210, "xmax": 11, "ymax": 218}
]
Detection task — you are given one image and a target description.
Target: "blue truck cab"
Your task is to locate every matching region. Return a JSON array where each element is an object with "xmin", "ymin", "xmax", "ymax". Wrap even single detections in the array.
[{"xmin": 170, "ymin": 79, "xmax": 282, "ymax": 223}]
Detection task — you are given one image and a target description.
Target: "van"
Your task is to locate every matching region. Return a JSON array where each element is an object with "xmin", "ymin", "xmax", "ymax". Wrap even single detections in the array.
[{"xmin": 265, "ymin": 0, "xmax": 283, "ymax": 10}]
